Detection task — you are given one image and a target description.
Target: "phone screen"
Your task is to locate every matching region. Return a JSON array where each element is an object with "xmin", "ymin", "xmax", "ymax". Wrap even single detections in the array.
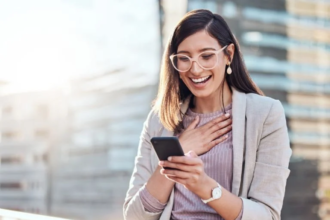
[{"xmin": 150, "ymin": 137, "xmax": 185, "ymax": 169}]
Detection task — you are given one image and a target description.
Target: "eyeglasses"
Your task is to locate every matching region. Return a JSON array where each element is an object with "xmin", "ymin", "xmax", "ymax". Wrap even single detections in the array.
[{"xmin": 169, "ymin": 45, "xmax": 228, "ymax": 72}]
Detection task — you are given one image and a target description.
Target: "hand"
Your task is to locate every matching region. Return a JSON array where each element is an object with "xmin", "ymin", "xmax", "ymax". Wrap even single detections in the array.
[
  {"xmin": 159, "ymin": 151, "xmax": 211, "ymax": 195},
  {"xmin": 178, "ymin": 113, "xmax": 232, "ymax": 155},
  {"xmin": 159, "ymin": 151, "xmax": 243, "ymax": 220}
]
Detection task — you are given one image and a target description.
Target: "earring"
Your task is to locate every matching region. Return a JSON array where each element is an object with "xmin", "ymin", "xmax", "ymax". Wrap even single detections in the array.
[{"xmin": 227, "ymin": 63, "xmax": 232, "ymax": 74}]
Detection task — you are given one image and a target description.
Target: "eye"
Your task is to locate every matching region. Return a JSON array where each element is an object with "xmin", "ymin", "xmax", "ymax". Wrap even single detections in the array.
[
  {"xmin": 178, "ymin": 56, "xmax": 190, "ymax": 62},
  {"xmin": 201, "ymin": 54, "xmax": 214, "ymax": 60}
]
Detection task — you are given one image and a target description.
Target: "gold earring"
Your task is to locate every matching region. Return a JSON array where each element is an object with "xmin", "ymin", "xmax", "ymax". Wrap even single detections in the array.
[{"xmin": 227, "ymin": 63, "xmax": 232, "ymax": 74}]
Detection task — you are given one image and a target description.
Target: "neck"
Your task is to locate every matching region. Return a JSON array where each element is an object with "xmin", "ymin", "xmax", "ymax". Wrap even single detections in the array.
[{"xmin": 192, "ymin": 81, "xmax": 232, "ymax": 114}]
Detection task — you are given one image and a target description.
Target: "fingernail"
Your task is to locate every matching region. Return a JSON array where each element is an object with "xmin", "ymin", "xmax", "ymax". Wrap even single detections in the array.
[
  {"xmin": 168, "ymin": 157, "xmax": 172, "ymax": 161},
  {"xmin": 225, "ymin": 113, "xmax": 230, "ymax": 117},
  {"xmin": 159, "ymin": 161, "xmax": 164, "ymax": 165},
  {"xmin": 225, "ymin": 134, "xmax": 228, "ymax": 138}
]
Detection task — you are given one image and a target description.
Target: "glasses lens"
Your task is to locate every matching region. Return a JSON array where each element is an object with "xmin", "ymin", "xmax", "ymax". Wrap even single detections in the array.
[
  {"xmin": 172, "ymin": 55, "xmax": 191, "ymax": 72},
  {"xmin": 198, "ymin": 52, "xmax": 217, "ymax": 69}
]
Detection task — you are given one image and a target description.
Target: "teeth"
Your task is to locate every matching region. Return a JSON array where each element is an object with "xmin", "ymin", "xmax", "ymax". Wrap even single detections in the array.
[{"xmin": 191, "ymin": 76, "xmax": 210, "ymax": 83}]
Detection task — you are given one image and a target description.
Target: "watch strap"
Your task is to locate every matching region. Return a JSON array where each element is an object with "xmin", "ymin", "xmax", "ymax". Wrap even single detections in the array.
[{"xmin": 201, "ymin": 183, "xmax": 222, "ymax": 204}]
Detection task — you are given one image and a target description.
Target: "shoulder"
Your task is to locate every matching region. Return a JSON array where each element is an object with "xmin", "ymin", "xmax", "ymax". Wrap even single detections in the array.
[
  {"xmin": 245, "ymin": 93, "xmax": 285, "ymax": 118},
  {"xmin": 245, "ymin": 93, "xmax": 287, "ymax": 138},
  {"xmin": 143, "ymin": 107, "xmax": 163, "ymax": 136}
]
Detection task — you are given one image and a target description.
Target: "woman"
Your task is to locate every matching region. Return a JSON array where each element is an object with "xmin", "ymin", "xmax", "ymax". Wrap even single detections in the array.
[{"xmin": 123, "ymin": 9, "xmax": 291, "ymax": 220}]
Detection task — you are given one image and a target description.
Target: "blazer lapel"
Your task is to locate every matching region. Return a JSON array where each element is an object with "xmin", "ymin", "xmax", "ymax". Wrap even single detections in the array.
[{"xmin": 231, "ymin": 88, "xmax": 246, "ymax": 196}]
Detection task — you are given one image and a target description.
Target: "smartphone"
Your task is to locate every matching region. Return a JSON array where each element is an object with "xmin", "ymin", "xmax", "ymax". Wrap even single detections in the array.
[{"xmin": 150, "ymin": 136, "xmax": 185, "ymax": 170}]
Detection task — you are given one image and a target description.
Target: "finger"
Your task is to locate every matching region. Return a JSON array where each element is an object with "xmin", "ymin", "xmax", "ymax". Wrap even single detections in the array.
[
  {"xmin": 208, "ymin": 118, "xmax": 232, "ymax": 135},
  {"xmin": 208, "ymin": 124, "xmax": 232, "ymax": 141},
  {"xmin": 186, "ymin": 116, "xmax": 200, "ymax": 130},
  {"xmin": 200, "ymin": 116, "xmax": 231, "ymax": 136},
  {"xmin": 203, "ymin": 113, "xmax": 231, "ymax": 130},
  {"xmin": 185, "ymin": 150, "xmax": 198, "ymax": 158},
  {"xmin": 168, "ymin": 155, "xmax": 201, "ymax": 165},
  {"xmin": 160, "ymin": 168, "xmax": 176, "ymax": 176},
  {"xmin": 204, "ymin": 134, "xmax": 228, "ymax": 151},
  {"xmin": 164, "ymin": 174, "xmax": 177, "ymax": 183},
  {"xmin": 159, "ymin": 161, "xmax": 194, "ymax": 172},
  {"xmin": 161, "ymin": 167, "xmax": 190, "ymax": 179}
]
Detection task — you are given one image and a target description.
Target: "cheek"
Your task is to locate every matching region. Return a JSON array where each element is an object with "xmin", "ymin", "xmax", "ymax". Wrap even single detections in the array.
[
  {"xmin": 180, "ymin": 73, "xmax": 191, "ymax": 86},
  {"xmin": 218, "ymin": 62, "xmax": 227, "ymax": 74},
  {"xmin": 218, "ymin": 56, "xmax": 228, "ymax": 73},
  {"xmin": 179, "ymin": 72, "xmax": 187, "ymax": 79},
  {"xmin": 212, "ymin": 65, "xmax": 226, "ymax": 79},
  {"xmin": 179, "ymin": 73, "xmax": 186, "ymax": 82}
]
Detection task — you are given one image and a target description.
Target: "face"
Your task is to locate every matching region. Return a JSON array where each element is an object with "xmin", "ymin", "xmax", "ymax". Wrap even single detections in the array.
[{"xmin": 176, "ymin": 30, "xmax": 233, "ymax": 99}]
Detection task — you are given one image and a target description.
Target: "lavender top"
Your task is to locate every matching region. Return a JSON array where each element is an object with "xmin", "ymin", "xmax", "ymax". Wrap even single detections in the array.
[{"xmin": 140, "ymin": 103, "xmax": 243, "ymax": 219}]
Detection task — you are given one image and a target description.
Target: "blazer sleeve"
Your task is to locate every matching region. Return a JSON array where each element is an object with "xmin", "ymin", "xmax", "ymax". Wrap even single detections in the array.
[
  {"xmin": 123, "ymin": 109, "xmax": 164, "ymax": 220},
  {"xmin": 241, "ymin": 100, "xmax": 292, "ymax": 220}
]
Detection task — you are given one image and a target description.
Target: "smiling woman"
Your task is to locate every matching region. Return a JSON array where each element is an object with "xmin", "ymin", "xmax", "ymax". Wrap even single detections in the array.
[{"xmin": 124, "ymin": 9, "xmax": 291, "ymax": 220}]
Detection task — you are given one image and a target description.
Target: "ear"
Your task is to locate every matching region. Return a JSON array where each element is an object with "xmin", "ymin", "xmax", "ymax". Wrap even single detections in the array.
[{"xmin": 226, "ymin": 43, "xmax": 235, "ymax": 64}]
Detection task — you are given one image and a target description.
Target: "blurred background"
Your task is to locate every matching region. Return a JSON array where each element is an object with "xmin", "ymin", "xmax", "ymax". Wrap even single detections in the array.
[{"xmin": 0, "ymin": 0, "xmax": 328, "ymax": 220}]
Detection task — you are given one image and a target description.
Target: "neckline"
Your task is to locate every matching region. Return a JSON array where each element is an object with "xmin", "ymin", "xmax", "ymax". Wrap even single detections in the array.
[{"xmin": 186, "ymin": 102, "xmax": 232, "ymax": 118}]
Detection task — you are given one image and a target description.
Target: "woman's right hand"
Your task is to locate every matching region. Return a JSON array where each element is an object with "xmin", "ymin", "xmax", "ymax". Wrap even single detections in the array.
[{"xmin": 178, "ymin": 113, "xmax": 232, "ymax": 155}]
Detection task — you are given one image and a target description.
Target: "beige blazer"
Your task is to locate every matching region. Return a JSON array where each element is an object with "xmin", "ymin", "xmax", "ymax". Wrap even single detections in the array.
[{"xmin": 123, "ymin": 88, "xmax": 292, "ymax": 220}]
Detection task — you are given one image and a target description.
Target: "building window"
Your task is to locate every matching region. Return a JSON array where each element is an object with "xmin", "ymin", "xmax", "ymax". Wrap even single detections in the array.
[
  {"xmin": 1, "ymin": 131, "xmax": 20, "ymax": 141},
  {"xmin": 36, "ymin": 104, "xmax": 49, "ymax": 119},
  {"xmin": 0, "ymin": 182, "xmax": 24, "ymax": 190},
  {"xmin": 1, "ymin": 156, "xmax": 23, "ymax": 164},
  {"xmin": 1, "ymin": 106, "xmax": 13, "ymax": 118},
  {"xmin": 29, "ymin": 182, "xmax": 40, "ymax": 189},
  {"xmin": 35, "ymin": 129, "xmax": 49, "ymax": 139},
  {"xmin": 222, "ymin": 1, "xmax": 237, "ymax": 18},
  {"xmin": 188, "ymin": 0, "xmax": 217, "ymax": 13}
]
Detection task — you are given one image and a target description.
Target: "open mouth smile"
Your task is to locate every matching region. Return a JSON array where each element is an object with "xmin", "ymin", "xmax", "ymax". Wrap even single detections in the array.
[{"xmin": 190, "ymin": 76, "xmax": 212, "ymax": 84}]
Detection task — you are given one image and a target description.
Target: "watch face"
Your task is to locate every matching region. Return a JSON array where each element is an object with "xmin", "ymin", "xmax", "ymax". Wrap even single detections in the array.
[{"xmin": 212, "ymin": 187, "xmax": 222, "ymax": 199}]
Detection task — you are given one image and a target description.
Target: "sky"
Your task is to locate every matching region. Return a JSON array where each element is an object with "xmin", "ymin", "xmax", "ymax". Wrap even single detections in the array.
[{"xmin": 0, "ymin": 0, "xmax": 161, "ymax": 93}]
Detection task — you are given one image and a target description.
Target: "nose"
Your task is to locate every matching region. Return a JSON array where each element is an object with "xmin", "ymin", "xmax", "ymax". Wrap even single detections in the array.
[{"xmin": 190, "ymin": 61, "xmax": 203, "ymax": 75}]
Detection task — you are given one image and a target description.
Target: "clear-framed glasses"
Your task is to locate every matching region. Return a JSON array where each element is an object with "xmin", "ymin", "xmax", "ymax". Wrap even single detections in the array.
[{"xmin": 169, "ymin": 45, "xmax": 228, "ymax": 72}]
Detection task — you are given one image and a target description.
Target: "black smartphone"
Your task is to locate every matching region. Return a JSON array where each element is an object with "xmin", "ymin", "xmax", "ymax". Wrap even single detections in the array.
[{"xmin": 150, "ymin": 136, "xmax": 185, "ymax": 170}]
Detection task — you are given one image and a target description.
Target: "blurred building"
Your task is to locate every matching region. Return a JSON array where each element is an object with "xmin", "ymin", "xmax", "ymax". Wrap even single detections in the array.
[
  {"xmin": 160, "ymin": 0, "xmax": 188, "ymax": 47},
  {"xmin": 187, "ymin": 0, "xmax": 330, "ymax": 219},
  {"xmin": 50, "ymin": 1, "xmax": 162, "ymax": 219},
  {"xmin": 0, "ymin": 208, "xmax": 70, "ymax": 220},
  {"xmin": 0, "ymin": 90, "xmax": 68, "ymax": 215},
  {"xmin": 51, "ymin": 70, "xmax": 156, "ymax": 220}
]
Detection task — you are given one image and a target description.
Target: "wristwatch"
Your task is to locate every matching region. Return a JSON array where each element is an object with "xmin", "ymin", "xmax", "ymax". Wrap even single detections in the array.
[{"xmin": 201, "ymin": 183, "xmax": 222, "ymax": 204}]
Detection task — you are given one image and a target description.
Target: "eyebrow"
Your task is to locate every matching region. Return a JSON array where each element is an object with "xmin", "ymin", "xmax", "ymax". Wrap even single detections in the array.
[{"xmin": 177, "ymin": 47, "xmax": 216, "ymax": 54}]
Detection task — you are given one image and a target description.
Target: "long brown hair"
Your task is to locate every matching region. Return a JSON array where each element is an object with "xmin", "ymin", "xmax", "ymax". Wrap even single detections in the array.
[{"xmin": 154, "ymin": 9, "xmax": 263, "ymax": 134}]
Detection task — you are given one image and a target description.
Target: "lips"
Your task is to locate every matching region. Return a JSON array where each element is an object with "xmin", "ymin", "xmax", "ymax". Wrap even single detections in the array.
[{"xmin": 190, "ymin": 76, "xmax": 211, "ymax": 84}]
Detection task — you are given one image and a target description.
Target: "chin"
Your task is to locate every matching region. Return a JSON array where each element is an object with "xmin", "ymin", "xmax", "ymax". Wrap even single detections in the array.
[{"xmin": 191, "ymin": 90, "xmax": 212, "ymax": 98}]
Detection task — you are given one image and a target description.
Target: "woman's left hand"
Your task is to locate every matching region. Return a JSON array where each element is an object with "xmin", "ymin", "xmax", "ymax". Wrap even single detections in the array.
[{"xmin": 158, "ymin": 151, "xmax": 210, "ymax": 195}]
